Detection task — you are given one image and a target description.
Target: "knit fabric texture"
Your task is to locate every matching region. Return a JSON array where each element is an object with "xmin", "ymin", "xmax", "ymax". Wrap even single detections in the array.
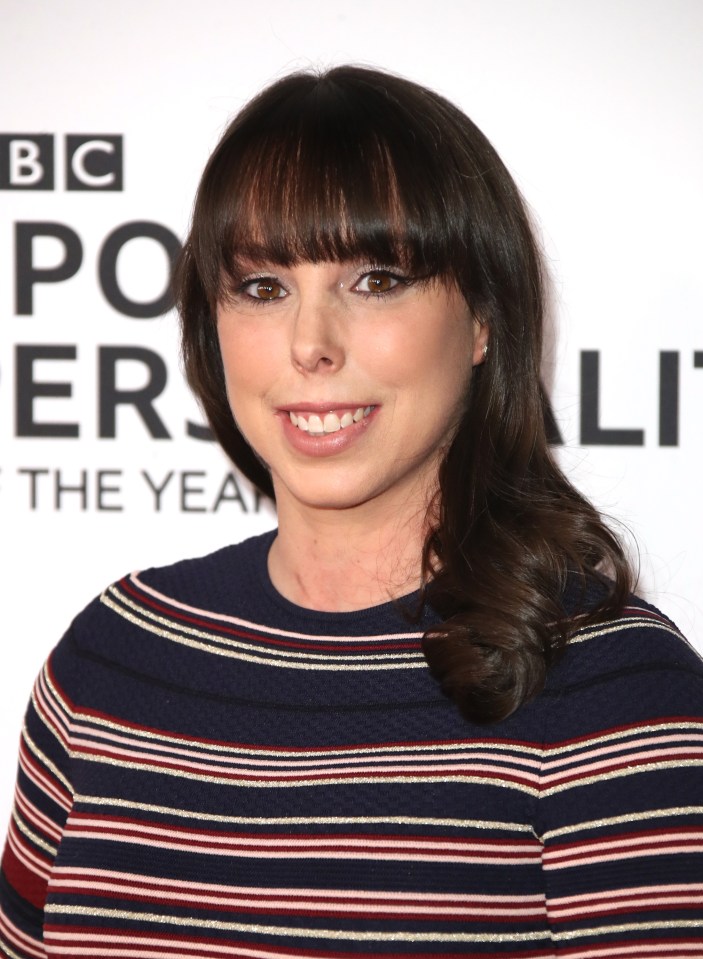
[{"xmin": 1, "ymin": 530, "xmax": 702, "ymax": 957}]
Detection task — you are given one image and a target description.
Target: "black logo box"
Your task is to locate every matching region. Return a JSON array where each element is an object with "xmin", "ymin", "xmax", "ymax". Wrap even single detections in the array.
[{"xmin": 0, "ymin": 135, "xmax": 123, "ymax": 190}]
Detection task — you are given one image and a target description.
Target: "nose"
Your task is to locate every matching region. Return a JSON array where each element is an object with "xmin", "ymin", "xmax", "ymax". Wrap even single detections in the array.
[{"xmin": 290, "ymin": 290, "xmax": 345, "ymax": 375}]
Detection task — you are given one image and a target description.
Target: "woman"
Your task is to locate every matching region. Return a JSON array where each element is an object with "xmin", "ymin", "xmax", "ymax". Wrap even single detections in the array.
[{"xmin": 1, "ymin": 65, "xmax": 702, "ymax": 958}]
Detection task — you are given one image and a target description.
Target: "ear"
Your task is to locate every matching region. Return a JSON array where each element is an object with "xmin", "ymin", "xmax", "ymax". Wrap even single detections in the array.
[{"xmin": 471, "ymin": 319, "xmax": 489, "ymax": 367}]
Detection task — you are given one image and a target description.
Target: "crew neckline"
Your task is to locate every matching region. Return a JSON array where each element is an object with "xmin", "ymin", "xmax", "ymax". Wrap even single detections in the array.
[{"xmin": 251, "ymin": 529, "xmax": 429, "ymax": 630}]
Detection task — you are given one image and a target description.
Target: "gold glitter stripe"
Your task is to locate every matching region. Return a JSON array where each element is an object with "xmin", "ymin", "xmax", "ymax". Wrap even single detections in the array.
[
  {"xmin": 105, "ymin": 589, "xmax": 360, "ymax": 661},
  {"xmin": 569, "ymin": 617, "xmax": 684, "ymax": 646},
  {"xmin": 21, "ymin": 727, "xmax": 73, "ymax": 796},
  {"xmin": 541, "ymin": 759, "xmax": 703, "ymax": 798},
  {"xmin": 71, "ymin": 794, "xmax": 533, "ymax": 832},
  {"xmin": 0, "ymin": 937, "xmax": 30, "ymax": 959},
  {"xmin": 552, "ymin": 920, "xmax": 703, "ymax": 941},
  {"xmin": 106, "ymin": 586, "xmax": 424, "ymax": 664},
  {"xmin": 43, "ymin": 904, "xmax": 551, "ymax": 943},
  {"xmin": 69, "ymin": 751, "xmax": 538, "ymax": 795},
  {"xmin": 11, "ymin": 808, "xmax": 57, "ymax": 857},
  {"xmin": 102, "ymin": 591, "xmax": 425, "ymax": 671},
  {"xmin": 130, "ymin": 573, "xmax": 426, "ymax": 643},
  {"xmin": 30, "ymin": 681, "xmax": 72, "ymax": 757},
  {"xmin": 39, "ymin": 666, "xmax": 73, "ymax": 725},
  {"xmin": 542, "ymin": 805, "xmax": 703, "ymax": 840}
]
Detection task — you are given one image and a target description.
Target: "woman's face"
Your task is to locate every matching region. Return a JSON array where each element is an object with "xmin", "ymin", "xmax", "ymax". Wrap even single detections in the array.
[{"xmin": 216, "ymin": 260, "xmax": 486, "ymax": 520}]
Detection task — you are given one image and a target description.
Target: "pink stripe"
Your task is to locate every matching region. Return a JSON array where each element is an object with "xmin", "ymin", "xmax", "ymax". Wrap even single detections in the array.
[
  {"xmin": 545, "ymin": 843, "xmax": 703, "ymax": 869},
  {"xmin": 14, "ymin": 785, "xmax": 63, "ymax": 843},
  {"xmin": 6, "ymin": 823, "xmax": 51, "ymax": 881},
  {"xmin": 66, "ymin": 817, "xmax": 533, "ymax": 853},
  {"xmin": 18, "ymin": 745, "xmax": 71, "ymax": 812},
  {"xmin": 44, "ymin": 663, "xmax": 542, "ymax": 757},
  {"xmin": 44, "ymin": 929, "xmax": 303, "ymax": 959},
  {"xmin": 51, "ymin": 689, "xmax": 540, "ymax": 764},
  {"xmin": 52, "ymin": 866, "xmax": 545, "ymax": 904},
  {"xmin": 71, "ymin": 740, "xmax": 541, "ymax": 785},
  {"xmin": 0, "ymin": 909, "xmax": 46, "ymax": 958},
  {"xmin": 540, "ymin": 746, "xmax": 703, "ymax": 786},
  {"xmin": 35, "ymin": 670, "xmax": 71, "ymax": 745},
  {"xmin": 548, "ymin": 883, "xmax": 703, "ymax": 918},
  {"xmin": 549, "ymin": 881, "xmax": 703, "ymax": 906},
  {"xmin": 130, "ymin": 575, "xmax": 423, "ymax": 644},
  {"xmin": 44, "ymin": 935, "xmax": 249, "ymax": 959},
  {"xmin": 539, "ymin": 715, "xmax": 703, "ymax": 751},
  {"xmin": 558, "ymin": 943, "xmax": 703, "ymax": 959},
  {"xmin": 546, "ymin": 828, "xmax": 702, "ymax": 859},
  {"xmin": 59, "ymin": 828, "xmax": 540, "ymax": 864},
  {"xmin": 66, "ymin": 727, "xmax": 541, "ymax": 771},
  {"xmin": 48, "ymin": 878, "xmax": 546, "ymax": 917},
  {"xmin": 543, "ymin": 733, "xmax": 703, "ymax": 771}
]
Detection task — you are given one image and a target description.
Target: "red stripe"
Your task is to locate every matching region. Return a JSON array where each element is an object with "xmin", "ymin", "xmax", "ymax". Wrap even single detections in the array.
[
  {"xmin": 542, "ymin": 752, "xmax": 703, "ymax": 789},
  {"xmin": 119, "ymin": 579, "xmax": 420, "ymax": 653},
  {"xmin": 1, "ymin": 842, "xmax": 48, "ymax": 912},
  {"xmin": 549, "ymin": 826, "xmax": 703, "ymax": 853},
  {"xmin": 541, "ymin": 716, "xmax": 703, "ymax": 751},
  {"xmin": 63, "ymin": 825, "xmax": 539, "ymax": 860},
  {"xmin": 556, "ymin": 939, "xmax": 703, "ymax": 958},
  {"xmin": 66, "ymin": 745, "xmax": 539, "ymax": 787}
]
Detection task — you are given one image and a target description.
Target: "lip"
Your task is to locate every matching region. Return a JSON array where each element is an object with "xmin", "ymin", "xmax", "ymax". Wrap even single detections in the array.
[{"xmin": 277, "ymin": 405, "xmax": 378, "ymax": 457}]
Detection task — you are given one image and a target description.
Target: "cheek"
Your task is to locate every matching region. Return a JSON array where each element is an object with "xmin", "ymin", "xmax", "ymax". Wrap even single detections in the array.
[
  {"xmin": 217, "ymin": 327, "xmax": 279, "ymax": 406},
  {"xmin": 363, "ymin": 313, "xmax": 473, "ymax": 396}
]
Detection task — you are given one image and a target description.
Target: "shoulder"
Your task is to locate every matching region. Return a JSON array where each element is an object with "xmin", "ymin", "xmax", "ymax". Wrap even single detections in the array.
[
  {"xmin": 549, "ymin": 591, "xmax": 702, "ymax": 689},
  {"xmin": 57, "ymin": 530, "xmax": 276, "ymax": 659},
  {"xmin": 132, "ymin": 529, "xmax": 275, "ymax": 608},
  {"xmin": 539, "ymin": 592, "xmax": 703, "ymax": 744}
]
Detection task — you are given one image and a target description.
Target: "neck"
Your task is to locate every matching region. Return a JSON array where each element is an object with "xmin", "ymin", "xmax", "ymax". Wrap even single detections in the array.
[{"xmin": 268, "ymin": 495, "xmax": 430, "ymax": 612}]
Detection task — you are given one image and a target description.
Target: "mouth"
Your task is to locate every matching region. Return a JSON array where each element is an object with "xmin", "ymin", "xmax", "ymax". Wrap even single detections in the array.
[{"xmin": 288, "ymin": 406, "xmax": 375, "ymax": 437}]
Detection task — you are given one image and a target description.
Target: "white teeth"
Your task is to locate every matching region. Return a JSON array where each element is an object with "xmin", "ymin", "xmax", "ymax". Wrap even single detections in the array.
[
  {"xmin": 323, "ymin": 413, "xmax": 341, "ymax": 433},
  {"xmin": 307, "ymin": 414, "xmax": 324, "ymax": 435},
  {"xmin": 288, "ymin": 406, "xmax": 373, "ymax": 435}
]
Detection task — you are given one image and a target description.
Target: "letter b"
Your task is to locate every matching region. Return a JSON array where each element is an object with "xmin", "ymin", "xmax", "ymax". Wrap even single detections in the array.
[{"xmin": 0, "ymin": 135, "xmax": 54, "ymax": 189}]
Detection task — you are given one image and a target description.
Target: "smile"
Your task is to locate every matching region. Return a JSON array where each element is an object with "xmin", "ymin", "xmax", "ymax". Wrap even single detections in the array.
[{"xmin": 289, "ymin": 406, "xmax": 374, "ymax": 436}]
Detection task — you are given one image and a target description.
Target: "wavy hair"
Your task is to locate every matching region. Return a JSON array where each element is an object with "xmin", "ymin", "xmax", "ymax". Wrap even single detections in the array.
[{"xmin": 175, "ymin": 65, "xmax": 633, "ymax": 723}]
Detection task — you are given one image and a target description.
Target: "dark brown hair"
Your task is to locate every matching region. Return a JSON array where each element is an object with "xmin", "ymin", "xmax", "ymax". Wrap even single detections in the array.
[{"xmin": 175, "ymin": 65, "xmax": 633, "ymax": 723}]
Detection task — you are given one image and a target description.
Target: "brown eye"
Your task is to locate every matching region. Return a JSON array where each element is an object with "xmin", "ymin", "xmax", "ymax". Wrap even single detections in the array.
[
  {"xmin": 242, "ymin": 277, "xmax": 286, "ymax": 300},
  {"xmin": 354, "ymin": 270, "xmax": 402, "ymax": 296},
  {"xmin": 367, "ymin": 272, "xmax": 393, "ymax": 293}
]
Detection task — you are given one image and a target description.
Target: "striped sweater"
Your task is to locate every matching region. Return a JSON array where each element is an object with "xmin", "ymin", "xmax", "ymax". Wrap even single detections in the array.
[{"xmin": 1, "ymin": 530, "xmax": 703, "ymax": 958}]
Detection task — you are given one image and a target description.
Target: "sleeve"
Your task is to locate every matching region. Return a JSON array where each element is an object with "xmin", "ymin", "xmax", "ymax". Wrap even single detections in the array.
[
  {"xmin": 0, "ymin": 656, "xmax": 74, "ymax": 959},
  {"xmin": 537, "ymin": 642, "xmax": 703, "ymax": 954}
]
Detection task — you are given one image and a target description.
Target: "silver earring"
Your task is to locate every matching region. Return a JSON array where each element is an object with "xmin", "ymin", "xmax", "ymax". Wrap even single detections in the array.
[{"xmin": 482, "ymin": 343, "xmax": 488, "ymax": 358}]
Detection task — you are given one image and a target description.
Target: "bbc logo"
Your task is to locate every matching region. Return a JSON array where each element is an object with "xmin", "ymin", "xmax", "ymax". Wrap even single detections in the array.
[{"xmin": 0, "ymin": 135, "xmax": 123, "ymax": 190}]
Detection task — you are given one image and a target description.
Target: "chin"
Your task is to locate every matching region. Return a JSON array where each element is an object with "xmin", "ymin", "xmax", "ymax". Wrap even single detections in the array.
[{"xmin": 273, "ymin": 471, "xmax": 387, "ymax": 513}]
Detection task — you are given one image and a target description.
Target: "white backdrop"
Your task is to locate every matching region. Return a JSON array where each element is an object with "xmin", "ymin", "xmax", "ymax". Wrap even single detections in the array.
[{"xmin": 1, "ymin": 0, "xmax": 701, "ymax": 825}]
